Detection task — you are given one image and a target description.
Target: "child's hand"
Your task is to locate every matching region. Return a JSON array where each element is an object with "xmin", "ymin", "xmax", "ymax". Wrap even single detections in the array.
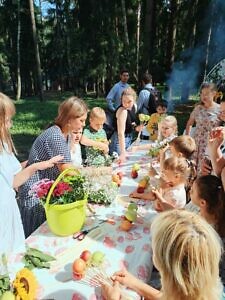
[
  {"xmin": 135, "ymin": 124, "xmax": 144, "ymax": 132},
  {"xmin": 96, "ymin": 142, "xmax": 109, "ymax": 154},
  {"xmin": 208, "ymin": 127, "xmax": 225, "ymax": 149},
  {"xmin": 152, "ymin": 187, "xmax": 163, "ymax": 201},
  {"xmin": 111, "ymin": 269, "xmax": 139, "ymax": 290},
  {"xmin": 101, "ymin": 281, "xmax": 121, "ymax": 300},
  {"xmin": 36, "ymin": 155, "xmax": 64, "ymax": 170}
]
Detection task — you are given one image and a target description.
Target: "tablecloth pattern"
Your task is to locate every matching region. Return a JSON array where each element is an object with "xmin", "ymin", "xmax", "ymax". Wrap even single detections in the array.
[{"xmin": 8, "ymin": 143, "xmax": 158, "ymax": 300}]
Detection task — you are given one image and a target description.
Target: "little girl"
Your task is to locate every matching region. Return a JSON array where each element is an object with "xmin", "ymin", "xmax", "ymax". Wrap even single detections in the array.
[
  {"xmin": 0, "ymin": 93, "xmax": 63, "ymax": 254},
  {"xmin": 190, "ymin": 175, "xmax": 225, "ymax": 285},
  {"xmin": 185, "ymin": 82, "xmax": 221, "ymax": 175},
  {"xmin": 130, "ymin": 156, "xmax": 189, "ymax": 211},
  {"xmin": 130, "ymin": 115, "xmax": 177, "ymax": 152}
]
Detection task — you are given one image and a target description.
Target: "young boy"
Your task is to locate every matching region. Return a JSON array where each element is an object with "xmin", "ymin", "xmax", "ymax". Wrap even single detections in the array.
[
  {"xmin": 146, "ymin": 100, "xmax": 168, "ymax": 141},
  {"xmin": 82, "ymin": 107, "xmax": 110, "ymax": 166}
]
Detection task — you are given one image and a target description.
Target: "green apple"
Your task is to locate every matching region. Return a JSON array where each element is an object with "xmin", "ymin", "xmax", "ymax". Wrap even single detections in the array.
[
  {"xmin": 125, "ymin": 210, "xmax": 137, "ymax": 222},
  {"xmin": 128, "ymin": 202, "xmax": 138, "ymax": 211},
  {"xmin": 0, "ymin": 291, "xmax": 15, "ymax": 300},
  {"xmin": 91, "ymin": 251, "xmax": 105, "ymax": 267},
  {"xmin": 132, "ymin": 163, "xmax": 140, "ymax": 171}
]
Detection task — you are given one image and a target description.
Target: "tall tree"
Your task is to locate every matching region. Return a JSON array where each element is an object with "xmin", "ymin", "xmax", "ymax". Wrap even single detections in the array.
[
  {"xmin": 28, "ymin": 0, "xmax": 43, "ymax": 101},
  {"xmin": 16, "ymin": 0, "xmax": 21, "ymax": 100}
]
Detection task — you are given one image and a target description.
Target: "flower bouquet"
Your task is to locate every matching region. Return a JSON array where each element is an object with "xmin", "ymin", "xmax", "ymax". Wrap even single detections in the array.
[
  {"xmin": 30, "ymin": 169, "xmax": 88, "ymax": 236},
  {"xmin": 81, "ymin": 168, "xmax": 118, "ymax": 205}
]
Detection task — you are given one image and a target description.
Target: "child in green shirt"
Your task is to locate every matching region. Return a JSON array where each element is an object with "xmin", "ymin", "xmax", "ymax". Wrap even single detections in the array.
[{"xmin": 83, "ymin": 107, "xmax": 111, "ymax": 166}]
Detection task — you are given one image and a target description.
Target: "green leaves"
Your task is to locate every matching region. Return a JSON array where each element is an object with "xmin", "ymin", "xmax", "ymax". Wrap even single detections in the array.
[
  {"xmin": 0, "ymin": 275, "xmax": 10, "ymax": 297},
  {"xmin": 22, "ymin": 246, "xmax": 55, "ymax": 270}
]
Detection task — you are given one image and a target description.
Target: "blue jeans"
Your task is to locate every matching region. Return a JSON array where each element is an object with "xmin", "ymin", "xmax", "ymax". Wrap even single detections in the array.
[{"xmin": 109, "ymin": 131, "xmax": 133, "ymax": 155}]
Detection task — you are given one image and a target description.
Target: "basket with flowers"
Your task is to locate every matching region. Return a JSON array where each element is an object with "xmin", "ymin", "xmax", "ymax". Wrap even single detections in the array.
[{"xmin": 30, "ymin": 168, "xmax": 88, "ymax": 236}]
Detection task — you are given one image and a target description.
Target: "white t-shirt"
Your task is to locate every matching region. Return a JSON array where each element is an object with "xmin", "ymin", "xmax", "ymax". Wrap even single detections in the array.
[
  {"xmin": 70, "ymin": 144, "xmax": 82, "ymax": 167},
  {"xmin": 163, "ymin": 184, "xmax": 186, "ymax": 208},
  {"xmin": 0, "ymin": 147, "xmax": 25, "ymax": 254}
]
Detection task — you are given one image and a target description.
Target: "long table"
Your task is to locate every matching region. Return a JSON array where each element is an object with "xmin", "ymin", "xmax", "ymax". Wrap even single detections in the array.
[{"xmin": 9, "ymin": 145, "xmax": 158, "ymax": 300}]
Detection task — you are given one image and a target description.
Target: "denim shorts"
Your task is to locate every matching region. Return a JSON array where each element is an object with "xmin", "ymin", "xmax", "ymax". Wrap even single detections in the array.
[{"xmin": 109, "ymin": 131, "xmax": 133, "ymax": 155}]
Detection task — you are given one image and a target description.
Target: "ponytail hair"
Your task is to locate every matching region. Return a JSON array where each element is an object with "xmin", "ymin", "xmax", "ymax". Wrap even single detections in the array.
[{"xmin": 195, "ymin": 175, "xmax": 225, "ymax": 237}]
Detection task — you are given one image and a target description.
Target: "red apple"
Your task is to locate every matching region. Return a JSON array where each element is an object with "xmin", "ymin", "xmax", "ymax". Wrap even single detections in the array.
[
  {"xmin": 80, "ymin": 250, "xmax": 92, "ymax": 262},
  {"xmin": 137, "ymin": 186, "xmax": 145, "ymax": 193},
  {"xmin": 72, "ymin": 272, "xmax": 84, "ymax": 280},
  {"xmin": 131, "ymin": 170, "xmax": 138, "ymax": 179}
]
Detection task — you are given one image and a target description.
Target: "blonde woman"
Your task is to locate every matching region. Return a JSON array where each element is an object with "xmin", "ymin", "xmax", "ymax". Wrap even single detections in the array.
[
  {"xmin": 0, "ymin": 93, "xmax": 63, "ymax": 254},
  {"xmin": 102, "ymin": 210, "xmax": 224, "ymax": 300},
  {"xmin": 18, "ymin": 96, "xmax": 88, "ymax": 237},
  {"xmin": 109, "ymin": 87, "xmax": 142, "ymax": 163}
]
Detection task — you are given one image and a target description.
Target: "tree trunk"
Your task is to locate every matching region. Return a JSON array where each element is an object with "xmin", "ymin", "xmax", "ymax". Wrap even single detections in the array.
[
  {"xmin": 28, "ymin": 0, "xmax": 44, "ymax": 101},
  {"xmin": 166, "ymin": 0, "xmax": 178, "ymax": 73},
  {"xmin": 136, "ymin": 0, "xmax": 141, "ymax": 80},
  {"xmin": 142, "ymin": 0, "xmax": 155, "ymax": 72},
  {"xmin": 121, "ymin": 0, "xmax": 129, "ymax": 46},
  {"xmin": 16, "ymin": 0, "xmax": 21, "ymax": 100}
]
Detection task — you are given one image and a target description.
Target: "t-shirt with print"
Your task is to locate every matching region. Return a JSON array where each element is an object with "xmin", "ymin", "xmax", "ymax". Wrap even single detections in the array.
[{"xmin": 83, "ymin": 126, "xmax": 108, "ymax": 166}]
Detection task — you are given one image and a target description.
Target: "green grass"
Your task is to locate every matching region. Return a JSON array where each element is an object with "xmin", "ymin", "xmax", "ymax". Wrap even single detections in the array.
[{"xmin": 11, "ymin": 91, "xmax": 196, "ymax": 161}]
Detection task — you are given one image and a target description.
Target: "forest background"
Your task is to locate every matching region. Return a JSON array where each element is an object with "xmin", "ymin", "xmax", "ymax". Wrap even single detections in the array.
[{"xmin": 0, "ymin": 0, "xmax": 225, "ymax": 159}]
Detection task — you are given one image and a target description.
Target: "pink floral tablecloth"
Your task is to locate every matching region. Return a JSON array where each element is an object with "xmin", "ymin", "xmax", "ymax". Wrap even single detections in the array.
[{"xmin": 9, "ymin": 143, "xmax": 158, "ymax": 300}]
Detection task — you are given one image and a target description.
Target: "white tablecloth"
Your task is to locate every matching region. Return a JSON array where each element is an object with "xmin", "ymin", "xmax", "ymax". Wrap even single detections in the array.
[{"xmin": 9, "ymin": 142, "xmax": 158, "ymax": 300}]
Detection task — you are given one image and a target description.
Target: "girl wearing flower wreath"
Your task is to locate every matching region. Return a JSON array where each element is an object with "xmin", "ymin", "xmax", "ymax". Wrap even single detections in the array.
[{"xmin": 0, "ymin": 93, "xmax": 63, "ymax": 254}]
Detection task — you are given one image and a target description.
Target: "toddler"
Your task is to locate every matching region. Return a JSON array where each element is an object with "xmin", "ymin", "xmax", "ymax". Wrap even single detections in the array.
[
  {"xmin": 146, "ymin": 100, "xmax": 168, "ymax": 141},
  {"xmin": 70, "ymin": 130, "xmax": 83, "ymax": 168},
  {"xmin": 83, "ymin": 107, "xmax": 109, "ymax": 166},
  {"xmin": 130, "ymin": 156, "xmax": 189, "ymax": 211},
  {"xmin": 131, "ymin": 115, "xmax": 177, "ymax": 152}
]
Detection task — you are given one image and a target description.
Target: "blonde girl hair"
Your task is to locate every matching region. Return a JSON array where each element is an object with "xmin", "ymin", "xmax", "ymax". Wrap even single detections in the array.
[
  {"xmin": 163, "ymin": 156, "xmax": 190, "ymax": 181},
  {"xmin": 158, "ymin": 115, "xmax": 177, "ymax": 140},
  {"xmin": 89, "ymin": 107, "xmax": 106, "ymax": 121},
  {"xmin": 151, "ymin": 210, "xmax": 223, "ymax": 300},
  {"xmin": 0, "ymin": 92, "xmax": 16, "ymax": 153},
  {"xmin": 55, "ymin": 96, "xmax": 88, "ymax": 128},
  {"xmin": 121, "ymin": 87, "xmax": 137, "ymax": 103}
]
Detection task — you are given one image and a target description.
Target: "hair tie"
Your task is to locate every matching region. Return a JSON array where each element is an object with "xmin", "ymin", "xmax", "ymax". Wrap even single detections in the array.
[
  {"xmin": 186, "ymin": 159, "xmax": 192, "ymax": 168},
  {"xmin": 217, "ymin": 185, "xmax": 222, "ymax": 190}
]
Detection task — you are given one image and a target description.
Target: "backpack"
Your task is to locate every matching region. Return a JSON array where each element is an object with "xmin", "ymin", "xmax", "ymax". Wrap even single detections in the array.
[{"xmin": 143, "ymin": 87, "xmax": 162, "ymax": 115}]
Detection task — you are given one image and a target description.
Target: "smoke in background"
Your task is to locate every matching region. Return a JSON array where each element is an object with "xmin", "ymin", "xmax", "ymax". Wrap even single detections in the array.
[{"xmin": 165, "ymin": 0, "xmax": 225, "ymax": 106}]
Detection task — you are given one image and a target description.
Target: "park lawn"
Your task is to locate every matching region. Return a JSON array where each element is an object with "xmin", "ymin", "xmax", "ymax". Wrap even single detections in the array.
[{"xmin": 11, "ymin": 91, "xmax": 195, "ymax": 161}]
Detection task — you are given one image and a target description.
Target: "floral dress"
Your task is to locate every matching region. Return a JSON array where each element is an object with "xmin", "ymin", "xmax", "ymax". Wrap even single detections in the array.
[{"xmin": 190, "ymin": 104, "xmax": 220, "ymax": 175}]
